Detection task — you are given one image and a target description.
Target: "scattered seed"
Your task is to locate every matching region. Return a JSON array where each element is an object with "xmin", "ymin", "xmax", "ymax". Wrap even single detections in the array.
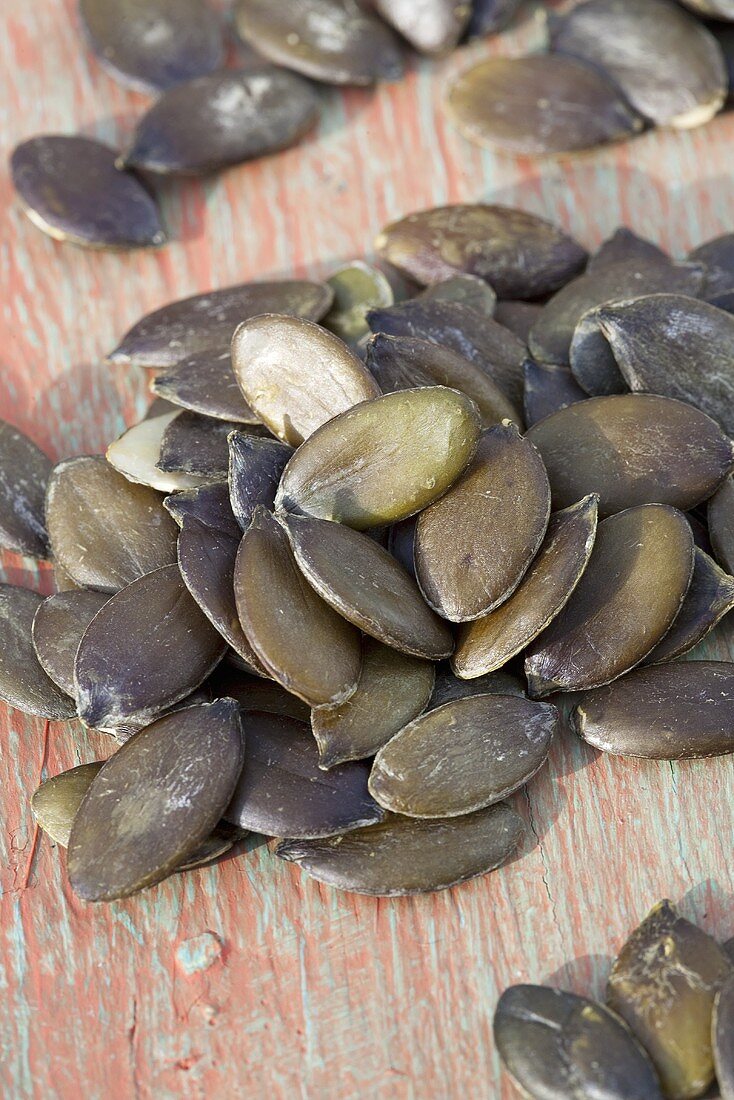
[
  {"xmin": 374, "ymin": 0, "xmax": 470, "ymax": 55},
  {"xmin": 151, "ymin": 348, "xmax": 260, "ymax": 423},
  {"xmin": 228, "ymin": 432, "xmax": 292, "ymax": 531},
  {"xmin": 107, "ymin": 412, "xmax": 207, "ymax": 492},
  {"xmin": 0, "ymin": 586, "xmax": 77, "ymax": 720},
  {"xmin": 157, "ymin": 411, "xmax": 250, "ymax": 479},
  {"xmin": 523, "ymin": 359, "xmax": 586, "ymax": 426},
  {"xmin": 644, "ymin": 548, "xmax": 734, "ymax": 664},
  {"xmin": 31, "ymin": 762, "xmax": 105, "ymax": 847},
  {"xmin": 418, "ymin": 274, "xmax": 497, "ymax": 316},
  {"xmin": 32, "ymin": 590, "xmax": 111, "ymax": 696},
  {"xmin": 0, "ymin": 419, "xmax": 51, "ymax": 558},
  {"xmin": 323, "ymin": 262, "xmax": 394, "ymax": 350}
]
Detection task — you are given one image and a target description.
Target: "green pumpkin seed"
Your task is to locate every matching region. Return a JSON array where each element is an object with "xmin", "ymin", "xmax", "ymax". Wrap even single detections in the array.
[
  {"xmin": 284, "ymin": 514, "xmax": 454, "ymax": 658},
  {"xmin": 418, "ymin": 274, "xmax": 497, "ymax": 316},
  {"xmin": 525, "ymin": 505, "xmax": 694, "ymax": 696},
  {"xmin": 573, "ymin": 661, "xmax": 734, "ymax": 759},
  {"xmin": 643, "ymin": 549, "xmax": 734, "ymax": 665},
  {"xmin": 32, "ymin": 590, "xmax": 111, "ymax": 696},
  {"xmin": 234, "ymin": 508, "xmax": 361, "ymax": 706},
  {"xmin": 276, "ymin": 800, "xmax": 525, "ymax": 895},
  {"xmin": 31, "ymin": 762, "xmax": 105, "ymax": 847},
  {"xmin": 415, "ymin": 423, "xmax": 550, "ymax": 621},
  {"xmin": 323, "ymin": 261, "xmax": 394, "ymax": 349},
  {"xmin": 224, "ymin": 710, "xmax": 383, "ymax": 836},
  {"xmin": 46, "ymin": 455, "xmax": 179, "ymax": 590},
  {"xmin": 709, "ymin": 476, "xmax": 734, "ymax": 574},
  {"xmin": 526, "ymin": 394, "xmax": 734, "ymax": 516},
  {"xmin": 0, "ymin": 586, "xmax": 77, "ymax": 720},
  {"xmin": 374, "ymin": 0, "xmax": 470, "ymax": 55},
  {"xmin": 107, "ymin": 412, "xmax": 206, "ymax": 492},
  {"xmin": 158, "ymin": 411, "xmax": 251, "ymax": 479},
  {"xmin": 429, "ymin": 663, "xmax": 526, "ymax": 706},
  {"xmin": 607, "ymin": 900, "xmax": 732, "ymax": 1100},
  {"xmin": 151, "ymin": 348, "xmax": 259, "ymax": 423},
  {"xmin": 275, "ymin": 387, "xmax": 481, "ymax": 528},
  {"xmin": 494, "ymin": 301, "xmax": 543, "ymax": 343},
  {"xmin": 588, "ymin": 227, "xmax": 670, "ymax": 272},
  {"xmin": 75, "ymin": 564, "xmax": 226, "ymax": 729},
  {"xmin": 523, "ymin": 359, "xmax": 586, "ymax": 426},
  {"xmin": 454, "ymin": 495, "xmax": 598, "ymax": 678},
  {"xmin": 494, "ymin": 984, "xmax": 664, "ymax": 1100},
  {"xmin": 375, "ymin": 204, "xmax": 587, "ymax": 299},
  {"xmin": 231, "ymin": 313, "xmax": 380, "ymax": 446},
  {"xmin": 713, "ymin": 974, "xmax": 734, "ymax": 1100},
  {"xmin": 68, "ymin": 699, "xmax": 244, "ymax": 901},
  {"xmin": 208, "ymin": 667, "xmax": 310, "ymax": 721},
  {"xmin": 228, "ymin": 432, "xmax": 291, "ymax": 531},
  {"xmin": 0, "ymin": 420, "xmax": 51, "ymax": 558},
  {"xmin": 369, "ymin": 693, "xmax": 557, "ymax": 817}
]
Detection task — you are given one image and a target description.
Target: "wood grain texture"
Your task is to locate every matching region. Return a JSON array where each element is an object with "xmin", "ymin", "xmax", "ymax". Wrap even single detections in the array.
[{"xmin": 2, "ymin": 1, "xmax": 734, "ymax": 1097}]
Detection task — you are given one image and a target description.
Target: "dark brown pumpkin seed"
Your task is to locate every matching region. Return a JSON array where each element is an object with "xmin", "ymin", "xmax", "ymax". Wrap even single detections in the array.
[
  {"xmin": 234, "ymin": 0, "xmax": 404, "ymax": 86},
  {"xmin": 0, "ymin": 420, "xmax": 51, "ymax": 558},
  {"xmin": 415, "ymin": 423, "xmax": 551, "ymax": 622},
  {"xmin": 607, "ymin": 900, "xmax": 732, "ymax": 1100},
  {"xmin": 429, "ymin": 663, "xmax": 526, "ymax": 706},
  {"xmin": 369, "ymin": 693, "xmax": 557, "ymax": 817},
  {"xmin": 31, "ymin": 762, "xmax": 105, "ymax": 847},
  {"xmin": 106, "ymin": 412, "xmax": 206, "ymax": 492},
  {"xmin": 588, "ymin": 227, "xmax": 670, "ymax": 273},
  {"xmin": 494, "ymin": 984, "xmax": 664, "ymax": 1100},
  {"xmin": 713, "ymin": 974, "xmax": 734, "ymax": 1100},
  {"xmin": 375, "ymin": 204, "xmax": 587, "ymax": 300},
  {"xmin": 550, "ymin": 0, "xmax": 727, "ymax": 129},
  {"xmin": 68, "ymin": 699, "xmax": 244, "ymax": 901},
  {"xmin": 275, "ymin": 387, "xmax": 481, "ymax": 528},
  {"xmin": 454, "ymin": 495, "xmax": 598, "ymax": 678},
  {"xmin": 157, "ymin": 411, "xmax": 247, "ymax": 479},
  {"xmin": 709, "ymin": 476, "xmax": 734, "ymax": 573},
  {"xmin": 224, "ymin": 710, "xmax": 382, "ymax": 836},
  {"xmin": 177, "ymin": 822, "xmax": 246, "ymax": 871},
  {"xmin": 526, "ymin": 394, "xmax": 734, "ymax": 516},
  {"xmin": 163, "ymin": 482, "xmax": 234, "ymax": 529},
  {"xmin": 231, "ymin": 313, "xmax": 380, "ymax": 446},
  {"xmin": 644, "ymin": 549, "xmax": 734, "ymax": 665},
  {"xmin": 323, "ymin": 262, "xmax": 394, "ymax": 350},
  {"xmin": 374, "ymin": 0, "xmax": 470, "ymax": 54},
  {"xmin": 11, "ymin": 136, "xmax": 165, "ymax": 250},
  {"xmin": 283, "ymin": 514, "xmax": 454, "ymax": 658},
  {"xmin": 366, "ymin": 333, "xmax": 521, "ymax": 428},
  {"xmin": 689, "ymin": 233, "xmax": 734, "ymax": 289},
  {"xmin": 46, "ymin": 455, "xmax": 179, "ymax": 591},
  {"xmin": 277, "ymin": 800, "xmax": 524, "ymax": 895},
  {"xmin": 446, "ymin": 55, "xmax": 643, "ymax": 156},
  {"xmin": 573, "ymin": 661, "xmax": 734, "ymax": 759},
  {"xmin": 494, "ymin": 301, "xmax": 543, "ymax": 343},
  {"xmin": 525, "ymin": 505, "xmax": 694, "ymax": 696},
  {"xmin": 151, "ymin": 348, "xmax": 259, "ymax": 423},
  {"xmin": 418, "ymin": 274, "xmax": 497, "ymax": 316},
  {"xmin": 79, "ymin": 0, "xmax": 224, "ymax": 93},
  {"xmin": 208, "ymin": 666, "xmax": 310, "ymax": 721},
  {"xmin": 145, "ymin": 396, "xmax": 180, "ymax": 419},
  {"xmin": 228, "ymin": 432, "xmax": 291, "ymax": 531},
  {"xmin": 0, "ymin": 586, "xmax": 77, "ymax": 719},
  {"xmin": 523, "ymin": 359, "xmax": 586, "ymax": 426},
  {"xmin": 32, "ymin": 590, "xmax": 111, "ymax": 696},
  {"xmin": 119, "ymin": 68, "xmax": 319, "ymax": 175},
  {"xmin": 108, "ymin": 280, "xmax": 333, "ymax": 369},
  {"xmin": 465, "ymin": 0, "xmax": 523, "ymax": 37},
  {"xmin": 234, "ymin": 508, "xmax": 361, "ymax": 706},
  {"xmin": 75, "ymin": 564, "xmax": 226, "ymax": 729}
]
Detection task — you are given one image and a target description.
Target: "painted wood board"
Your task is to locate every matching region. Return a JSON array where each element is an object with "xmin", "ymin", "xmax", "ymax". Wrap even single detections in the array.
[{"xmin": 1, "ymin": 1, "xmax": 734, "ymax": 1096}]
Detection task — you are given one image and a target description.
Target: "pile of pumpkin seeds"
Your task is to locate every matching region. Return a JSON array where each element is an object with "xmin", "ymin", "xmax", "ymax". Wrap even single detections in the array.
[
  {"xmin": 3, "ymin": 201, "xmax": 734, "ymax": 904},
  {"xmin": 496, "ymin": 900, "xmax": 734, "ymax": 1100}
]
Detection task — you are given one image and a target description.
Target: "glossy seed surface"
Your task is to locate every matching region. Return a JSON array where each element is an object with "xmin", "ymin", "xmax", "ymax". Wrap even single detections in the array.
[
  {"xmin": 75, "ymin": 564, "xmax": 226, "ymax": 729},
  {"xmin": 0, "ymin": 420, "xmax": 51, "ymax": 557},
  {"xmin": 369, "ymin": 694, "xmax": 557, "ymax": 818},
  {"xmin": 151, "ymin": 348, "xmax": 259, "ymax": 423},
  {"xmin": 106, "ymin": 412, "xmax": 206, "ymax": 492},
  {"xmin": 276, "ymin": 801, "xmax": 525, "ymax": 896},
  {"xmin": 323, "ymin": 262, "xmax": 394, "ymax": 349},
  {"xmin": 523, "ymin": 359, "xmax": 586, "ymax": 426},
  {"xmin": 415, "ymin": 423, "xmax": 550, "ymax": 621},
  {"xmin": 164, "ymin": 482, "xmax": 234, "ymax": 529},
  {"xmin": 11, "ymin": 136, "xmax": 165, "ymax": 250},
  {"xmin": 713, "ymin": 974, "xmax": 734, "ymax": 1100},
  {"xmin": 375, "ymin": 204, "xmax": 587, "ymax": 299},
  {"xmin": 644, "ymin": 549, "xmax": 734, "ymax": 664},
  {"xmin": 228, "ymin": 433, "xmax": 291, "ymax": 531},
  {"xmin": 234, "ymin": 508, "xmax": 361, "ymax": 706},
  {"xmin": 284, "ymin": 514, "xmax": 454, "ymax": 658},
  {"xmin": 46, "ymin": 455, "xmax": 179, "ymax": 590},
  {"xmin": 31, "ymin": 762, "xmax": 105, "ymax": 847},
  {"xmin": 224, "ymin": 710, "xmax": 383, "ymax": 836},
  {"xmin": 607, "ymin": 900, "xmax": 732, "ymax": 1100},
  {"xmin": 157, "ymin": 411, "xmax": 246, "ymax": 479},
  {"xmin": 526, "ymin": 394, "xmax": 734, "ymax": 516},
  {"xmin": 32, "ymin": 590, "xmax": 111, "ymax": 696},
  {"xmin": 525, "ymin": 505, "xmax": 694, "ymax": 696},
  {"xmin": 374, "ymin": 0, "xmax": 470, "ymax": 54},
  {"xmin": 232, "ymin": 313, "xmax": 380, "ymax": 445},
  {"xmin": 0, "ymin": 586, "xmax": 77, "ymax": 720},
  {"xmin": 68, "ymin": 700, "xmax": 244, "ymax": 901},
  {"xmin": 275, "ymin": 387, "xmax": 481, "ymax": 528},
  {"xmin": 418, "ymin": 274, "xmax": 497, "ymax": 315},
  {"xmin": 710, "ymin": 476, "xmax": 734, "ymax": 573},
  {"xmin": 574, "ymin": 661, "xmax": 734, "ymax": 759},
  {"xmin": 454, "ymin": 495, "xmax": 598, "ymax": 678}
]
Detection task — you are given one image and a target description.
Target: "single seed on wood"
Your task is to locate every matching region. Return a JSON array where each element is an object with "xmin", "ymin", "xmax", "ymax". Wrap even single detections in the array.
[
  {"xmin": 0, "ymin": 419, "xmax": 51, "ymax": 558},
  {"xmin": 31, "ymin": 763, "xmax": 104, "ymax": 847}
]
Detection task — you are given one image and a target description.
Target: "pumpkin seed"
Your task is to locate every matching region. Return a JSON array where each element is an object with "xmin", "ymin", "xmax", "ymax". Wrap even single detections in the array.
[
  {"xmin": 525, "ymin": 505, "xmax": 694, "ymax": 696},
  {"xmin": 526, "ymin": 394, "xmax": 734, "ymax": 516},
  {"xmin": 75, "ymin": 563, "xmax": 226, "ymax": 729},
  {"xmin": 231, "ymin": 313, "xmax": 380, "ymax": 446},
  {"xmin": 234, "ymin": 508, "xmax": 361, "ymax": 706},
  {"xmin": 682, "ymin": 0, "xmax": 734, "ymax": 14},
  {"xmin": 53, "ymin": 564, "xmax": 81, "ymax": 593},
  {"xmin": 429, "ymin": 663, "xmax": 526, "ymax": 706},
  {"xmin": 276, "ymin": 800, "xmax": 524, "ymax": 895},
  {"xmin": 163, "ymin": 482, "xmax": 233, "ymax": 529},
  {"xmin": 465, "ymin": 0, "xmax": 523, "ymax": 37},
  {"xmin": 208, "ymin": 666, "xmax": 310, "ymax": 720},
  {"xmin": 275, "ymin": 387, "xmax": 481, "ymax": 529},
  {"xmin": 688, "ymin": 511, "xmax": 714, "ymax": 556},
  {"xmin": 151, "ymin": 348, "xmax": 259, "ymax": 423},
  {"xmin": 283, "ymin": 513, "xmax": 454, "ymax": 658},
  {"xmin": 0, "ymin": 586, "xmax": 77, "ymax": 720},
  {"xmin": 46, "ymin": 455, "xmax": 179, "ymax": 590},
  {"xmin": 145, "ymin": 396, "xmax": 180, "ymax": 419},
  {"xmin": 494, "ymin": 984, "xmax": 664, "ymax": 1100},
  {"xmin": 157, "ymin": 411, "xmax": 248, "ymax": 479},
  {"xmin": 689, "ymin": 233, "xmax": 734, "ymax": 291},
  {"xmin": 366, "ymin": 333, "xmax": 521, "ymax": 428},
  {"xmin": 68, "ymin": 699, "xmax": 244, "ymax": 901},
  {"xmin": 387, "ymin": 515, "xmax": 417, "ymax": 577},
  {"xmin": 573, "ymin": 661, "xmax": 734, "ymax": 759},
  {"xmin": 375, "ymin": 204, "xmax": 587, "ymax": 300},
  {"xmin": 373, "ymin": 0, "xmax": 470, "ymax": 55},
  {"xmin": 453, "ymin": 495, "xmax": 598, "ymax": 678},
  {"xmin": 709, "ymin": 476, "xmax": 734, "ymax": 573},
  {"xmin": 177, "ymin": 822, "xmax": 246, "ymax": 871},
  {"xmin": 119, "ymin": 68, "xmax": 320, "ymax": 176},
  {"xmin": 713, "ymin": 974, "xmax": 734, "ymax": 1100},
  {"xmin": 224, "ymin": 710, "xmax": 383, "ymax": 836},
  {"xmin": 311, "ymin": 638, "xmax": 435, "ymax": 768},
  {"xmin": 32, "ymin": 590, "xmax": 111, "ymax": 696},
  {"xmin": 367, "ymin": 298, "xmax": 527, "ymax": 406},
  {"xmin": 11, "ymin": 135, "xmax": 165, "ymax": 250},
  {"xmin": 228, "ymin": 432, "xmax": 291, "ymax": 531},
  {"xmin": 108, "ymin": 280, "xmax": 333, "ymax": 369},
  {"xmin": 415, "ymin": 423, "xmax": 551, "ymax": 621},
  {"xmin": 523, "ymin": 359, "xmax": 586, "ymax": 426},
  {"xmin": 446, "ymin": 55, "xmax": 643, "ymax": 156},
  {"xmin": 588, "ymin": 227, "xmax": 670, "ymax": 272},
  {"xmin": 0, "ymin": 420, "xmax": 51, "ymax": 558},
  {"xmin": 234, "ymin": 0, "xmax": 404, "ymax": 86},
  {"xmin": 31, "ymin": 762, "xmax": 105, "ymax": 847},
  {"xmin": 607, "ymin": 899, "xmax": 732, "ymax": 1100},
  {"xmin": 550, "ymin": 0, "xmax": 727, "ymax": 129},
  {"xmin": 78, "ymin": 0, "xmax": 223, "ymax": 93},
  {"xmin": 369, "ymin": 693, "xmax": 557, "ymax": 817},
  {"xmin": 106, "ymin": 412, "xmax": 206, "ymax": 492},
  {"xmin": 418, "ymin": 274, "xmax": 497, "ymax": 316},
  {"xmin": 323, "ymin": 261, "xmax": 394, "ymax": 350},
  {"xmin": 494, "ymin": 301, "xmax": 543, "ymax": 343},
  {"xmin": 644, "ymin": 548, "xmax": 734, "ymax": 665}
]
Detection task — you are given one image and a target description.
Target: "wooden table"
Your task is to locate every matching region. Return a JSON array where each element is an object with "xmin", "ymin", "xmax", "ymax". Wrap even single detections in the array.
[{"xmin": 2, "ymin": 2, "xmax": 734, "ymax": 1097}]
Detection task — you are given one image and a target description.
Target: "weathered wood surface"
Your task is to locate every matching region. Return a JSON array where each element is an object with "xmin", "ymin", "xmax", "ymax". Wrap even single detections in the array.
[{"xmin": 2, "ymin": 2, "xmax": 734, "ymax": 1097}]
